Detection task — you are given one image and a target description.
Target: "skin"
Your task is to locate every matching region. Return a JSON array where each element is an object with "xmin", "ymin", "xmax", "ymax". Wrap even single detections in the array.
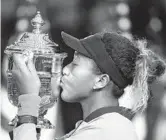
[
  {"xmin": 60, "ymin": 52, "xmax": 98, "ymax": 103},
  {"xmin": 12, "ymin": 51, "xmax": 119, "ymax": 120}
]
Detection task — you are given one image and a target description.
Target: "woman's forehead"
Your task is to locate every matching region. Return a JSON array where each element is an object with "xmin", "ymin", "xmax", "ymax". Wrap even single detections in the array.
[
  {"xmin": 73, "ymin": 51, "xmax": 89, "ymax": 61},
  {"xmin": 74, "ymin": 51, "xmax": 96, "ymax": 66}
]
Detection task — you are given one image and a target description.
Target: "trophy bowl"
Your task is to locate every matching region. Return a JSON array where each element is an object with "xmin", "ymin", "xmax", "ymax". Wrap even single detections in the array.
[{"xmin": 4, "ymin": 11, "xmax": 67, "ymax": 129}]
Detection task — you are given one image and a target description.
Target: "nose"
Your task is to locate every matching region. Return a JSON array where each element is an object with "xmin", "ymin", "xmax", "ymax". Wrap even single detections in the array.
[{"xmin": 62, "ymin": 64, "xmax": 70, "ymax": 76}]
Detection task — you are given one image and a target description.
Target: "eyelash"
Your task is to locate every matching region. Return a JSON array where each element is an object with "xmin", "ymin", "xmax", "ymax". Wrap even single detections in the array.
[{"xmin": 72, "ymin": 62, "xmax": 78, "ymax": 66}]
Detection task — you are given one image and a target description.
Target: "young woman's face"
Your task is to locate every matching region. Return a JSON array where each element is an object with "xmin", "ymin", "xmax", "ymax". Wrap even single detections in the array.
[{"xmin": 59, "ymin": 52, "xmax": 97, "ymax": 103}]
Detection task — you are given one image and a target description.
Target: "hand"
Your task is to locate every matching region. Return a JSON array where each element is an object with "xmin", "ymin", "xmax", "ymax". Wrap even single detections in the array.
[
  {"xmin": 51, "ymin": 73, "xmax": 62, "ymax": 99},
  {"xmin": 11, "ymin": 53, "xmax": 41, "ymax": 95}
]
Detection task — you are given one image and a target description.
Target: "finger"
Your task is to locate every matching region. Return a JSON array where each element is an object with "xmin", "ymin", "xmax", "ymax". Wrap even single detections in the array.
[
  {"xmin": 51, "ymin": 73, "xmax": 62, "ymax": 88},
  {"xmin": 12, "ymin": 61, "xmax": 20, "ymax": 71},
  {"xmin": 13, "ymin": 54, "xmax": 29, "ymax": 74},
  {"xmin": 13, "ymin": 54, "xmax": 30, "ymax": 74},
  {"xmin": 27, "ymin": 57, "xmax": 38, "ymax": 77},
  {"xmin": 51, "ymin": 73, "xmax": 62, "ymax": 96},
  {"xmin": 11, "ymin": 69, "xmax": 21, "ymax": 83}
]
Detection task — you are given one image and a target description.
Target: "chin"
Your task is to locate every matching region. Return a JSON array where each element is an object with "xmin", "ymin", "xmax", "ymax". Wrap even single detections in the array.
[
  {"xmin": 61, "ymin": 90, "xmax": 83, "ymax": 103},
  {"xmin": 61, "ymin": 90, "xmax": 75, "ymax": 103}
]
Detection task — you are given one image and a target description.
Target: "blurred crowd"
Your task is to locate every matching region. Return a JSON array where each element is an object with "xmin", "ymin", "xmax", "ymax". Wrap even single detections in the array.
[{"xmin": 1, "ymin": 0, "xmax": 166, "ymax": 140}]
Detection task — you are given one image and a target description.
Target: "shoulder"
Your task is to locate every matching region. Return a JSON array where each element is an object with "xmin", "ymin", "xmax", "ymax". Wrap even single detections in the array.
[
  {"xmin": 92, "ymin": 113, "xmax": 138, "ymax": 139},
  {"xmin": 67, "ymin": 113, "xmax": 138, "ymax": 140}
]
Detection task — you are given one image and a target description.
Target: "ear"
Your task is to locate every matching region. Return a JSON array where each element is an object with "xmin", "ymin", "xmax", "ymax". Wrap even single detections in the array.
[{"xmin": 93, "ymin": 74, "xmax": 110, "ymax": 90}]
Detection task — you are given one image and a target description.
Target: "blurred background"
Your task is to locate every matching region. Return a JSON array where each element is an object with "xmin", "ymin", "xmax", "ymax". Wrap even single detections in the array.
[{"xmin": 1, "ymin": 0, "xmax": 166, "ymax": 140}]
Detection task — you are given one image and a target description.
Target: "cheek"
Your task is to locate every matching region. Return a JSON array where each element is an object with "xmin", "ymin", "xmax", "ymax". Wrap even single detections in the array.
[
  {"xmin": 61, "ymin": 68, "xmax": 95, "ymax": 102},
  {"xmin": 71, "ymin": 69, "xmax": 94, "ymax": 92}
]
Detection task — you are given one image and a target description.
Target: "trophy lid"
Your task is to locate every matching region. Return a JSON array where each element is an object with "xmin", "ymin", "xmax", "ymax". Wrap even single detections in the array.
[{"xmin": 5, "ymin": 11, "xmax": 59, "ymax": 55}]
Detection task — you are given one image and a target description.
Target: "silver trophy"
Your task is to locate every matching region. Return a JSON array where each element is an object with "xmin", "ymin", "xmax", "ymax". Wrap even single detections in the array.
[{"xmin": 4, "ymin": 11, "xmax": 67, "ymax": 130}]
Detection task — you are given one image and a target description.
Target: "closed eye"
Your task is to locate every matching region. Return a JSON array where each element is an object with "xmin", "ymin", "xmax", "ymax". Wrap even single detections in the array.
[{"xmin": 72, "ymin": 62, "xmax": 78, "ymax": 66}]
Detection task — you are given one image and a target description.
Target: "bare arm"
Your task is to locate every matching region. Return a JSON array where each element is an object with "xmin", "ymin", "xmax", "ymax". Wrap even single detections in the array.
[
  {"xmin": 13, "ymin": 94, "xmax": 40, "ymax": 140},
  {"xmin": 11, "ymin": 54, "xmax": 42, "ymax": 140}
]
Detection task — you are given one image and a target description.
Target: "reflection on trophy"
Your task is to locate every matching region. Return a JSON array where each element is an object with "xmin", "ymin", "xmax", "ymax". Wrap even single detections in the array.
[{"xmin": 4, "ymin": 11, "xmax": 67, "ymax": 130}]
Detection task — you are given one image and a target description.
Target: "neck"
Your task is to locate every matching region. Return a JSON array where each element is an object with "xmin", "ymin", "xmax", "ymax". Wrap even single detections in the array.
[{"xmin": 80, "ymin": 90, "xmax": 119, "ymax": 120}]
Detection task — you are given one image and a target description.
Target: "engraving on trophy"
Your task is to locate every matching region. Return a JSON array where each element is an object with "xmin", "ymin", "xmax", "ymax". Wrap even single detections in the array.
[{"xmin": 35, "ymin": 56, "xmax": 52, "ymax": 72}]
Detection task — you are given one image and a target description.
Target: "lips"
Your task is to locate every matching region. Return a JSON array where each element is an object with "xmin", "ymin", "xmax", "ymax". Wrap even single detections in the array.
[
  {"xmin": 60, "ymin": 76, "xmax": 66, "ymax": 86},
  {"xmin": 60, "ymin": 76, "xmax": 71, "ymax": 88}
]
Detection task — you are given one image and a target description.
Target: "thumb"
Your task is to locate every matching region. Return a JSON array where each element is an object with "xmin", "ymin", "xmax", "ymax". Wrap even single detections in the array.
[
  {"xmin": 51, "ymin": 73, "xmax": 62, "ymax": 97},
  {"xmin": 26, "ymin": 53, "xmax": 38, "ymax": 78},
  {"xmin": 11, "ymin": 69, "xmax": 21, "ymax": 84},
  {"xmin": 27, "ymin": 58, "xmax": 37, "ymax": 76}
]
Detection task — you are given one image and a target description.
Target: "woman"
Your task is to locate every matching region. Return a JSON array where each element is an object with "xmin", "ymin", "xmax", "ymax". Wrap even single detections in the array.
[{"xmin": 11, "ymin": 32, "xmax": 165, "ymax": 140}]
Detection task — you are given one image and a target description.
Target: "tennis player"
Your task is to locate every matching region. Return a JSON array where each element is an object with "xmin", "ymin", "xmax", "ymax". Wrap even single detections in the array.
[{"xmin": 11, "ymin": 32, "xmax": 165, "ymax": 140}]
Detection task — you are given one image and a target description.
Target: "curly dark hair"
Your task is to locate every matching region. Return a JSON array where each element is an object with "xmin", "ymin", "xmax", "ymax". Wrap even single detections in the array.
[
  {"xmin": 102, "ymin": 32, "xmax": 140, "ymax": 85},
  {"xmin": 93, "ymin": 32, "xmax": 166, "ymax": 112}
]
